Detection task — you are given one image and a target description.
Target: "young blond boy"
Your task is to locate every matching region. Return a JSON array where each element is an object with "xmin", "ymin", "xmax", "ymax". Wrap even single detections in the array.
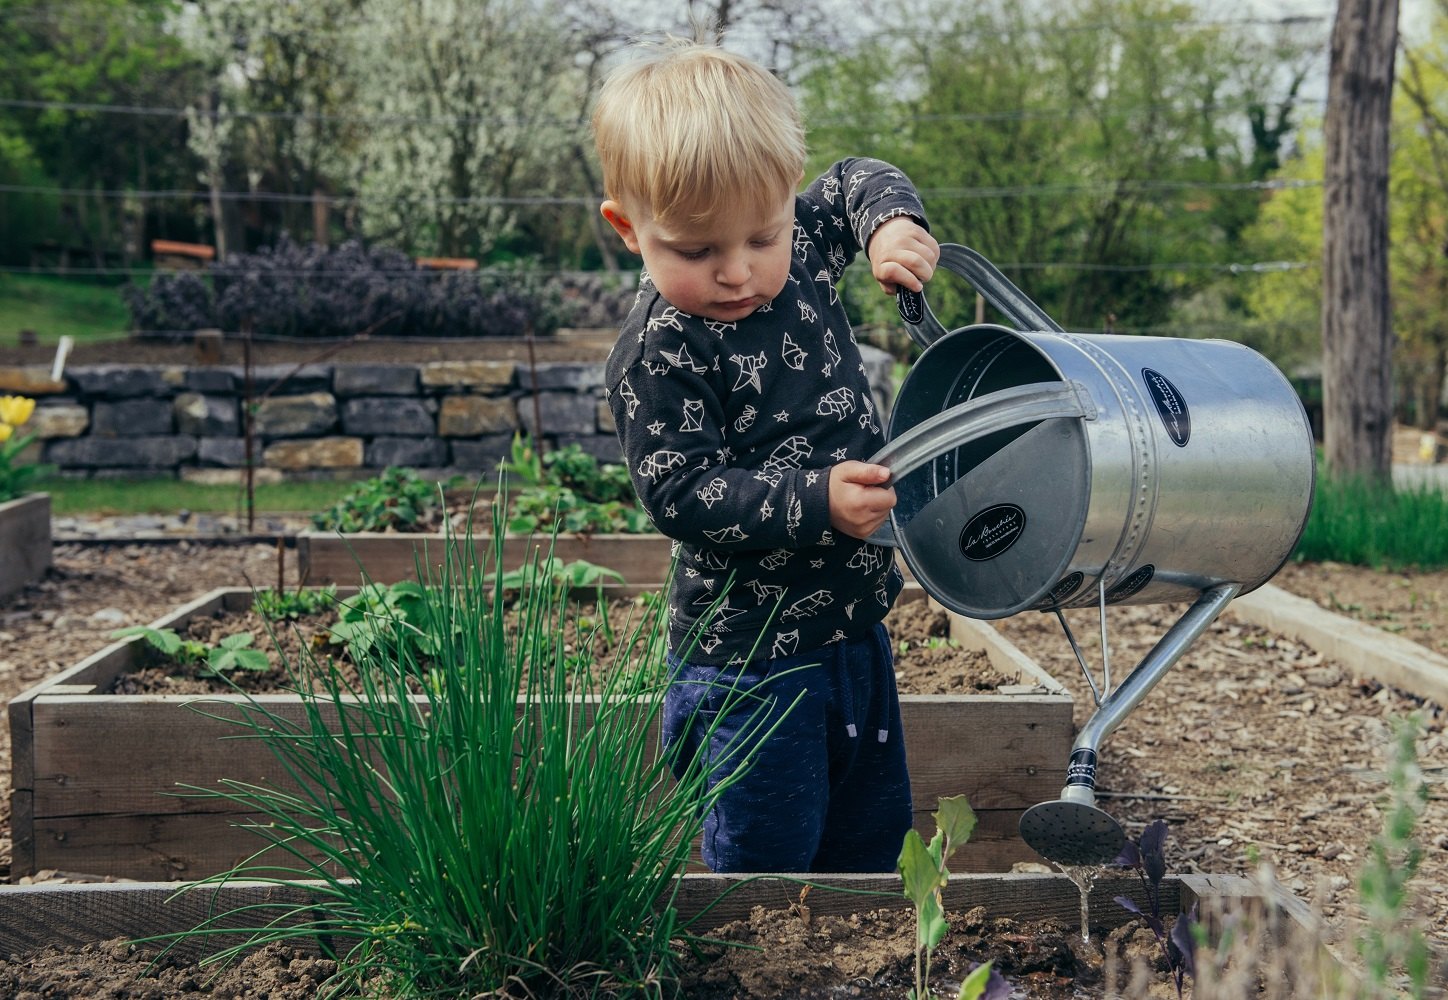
[{"xmin": 594, "ymin": 41, "xmax": 939, "ymax": 873}]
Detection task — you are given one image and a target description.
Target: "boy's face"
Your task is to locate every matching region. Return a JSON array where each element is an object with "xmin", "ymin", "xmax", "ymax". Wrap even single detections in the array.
[{"xmin": 601, "ymin": 190, "xmax": 795, "ymax": 323}]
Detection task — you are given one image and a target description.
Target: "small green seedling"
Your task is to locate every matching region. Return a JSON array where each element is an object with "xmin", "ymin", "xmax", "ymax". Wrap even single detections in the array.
[
  {"xmin": 111, "ymin": 625, "xmax": 206, "ymax": 665},
  {"xmin": 898, "ymin": 795, "xmax": 1009, "ymax": 1000},
  {"xmin": 110, "ymin": 626, "xmax": 269, "ymax": 675},
  {"xmin": 252, "ymin": 585, "xmax": 336, "ymax": 621},
  {"xmin": 205, "ymin": 633, "xmax": 270, "ymax": 674}
]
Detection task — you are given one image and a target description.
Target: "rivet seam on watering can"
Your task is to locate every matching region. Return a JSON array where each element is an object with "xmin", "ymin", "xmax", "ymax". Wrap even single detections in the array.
[
  {"xmin": 958, "ymin": 504, "xmax": 1026, "ymax": 561},
  {"xmin": 1067, "ymin": 334, "xmax": 1157, "ymax": 586},
  {"xmin": 1141, "ymin": 368, "xmax": 1191, "ymax": 447},
  {"xmin": 1065, "ymin": 747, "xmax": 1098, "ymax": 787}
]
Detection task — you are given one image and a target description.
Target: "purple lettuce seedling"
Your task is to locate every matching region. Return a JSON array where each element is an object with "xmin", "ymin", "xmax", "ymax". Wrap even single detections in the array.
[{"xmin": 1114, "ymin": 818, "xmax": 1197, "ymax": 997}]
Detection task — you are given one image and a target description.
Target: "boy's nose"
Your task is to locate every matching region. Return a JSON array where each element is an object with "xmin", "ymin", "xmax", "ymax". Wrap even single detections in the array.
[{"xmin": 715, "ymin": 253, "xmax": 750, "ymax": 287}]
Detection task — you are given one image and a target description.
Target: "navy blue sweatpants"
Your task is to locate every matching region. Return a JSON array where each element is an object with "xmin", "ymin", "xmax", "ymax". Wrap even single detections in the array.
[{"xmin": 661, "ymin": 622, "xmax": 912, "ymax": 873}]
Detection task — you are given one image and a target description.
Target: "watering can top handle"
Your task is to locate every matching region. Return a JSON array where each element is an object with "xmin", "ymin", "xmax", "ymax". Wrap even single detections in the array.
[
  {"xmin": 896, "ymin": 244, "xmax": 1065, "ymax": 349},
  {"xmin": 869, "ymin": 380, "xmax": 1093, "ymax": 484}
]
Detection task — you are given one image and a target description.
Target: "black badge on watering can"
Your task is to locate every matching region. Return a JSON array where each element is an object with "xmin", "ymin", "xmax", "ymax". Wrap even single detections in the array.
[
  {"xmin": 1105, "ymin": 564, "xmax": 1155, "ymax": 603},
  {"xmin": 959, "ymin": 504, "xmax": 1026, "ymax": 561},
  {"xmin": 1141, "ymin": 368, "xmax": 1190, "ymax": 447},
  {"xmin": 1033, "ymin": 571, "xmax": 1084, "ymax": 610},
  {"xmin": 897, "ymin": 288, "xmax": 925, "ymax": 326}
]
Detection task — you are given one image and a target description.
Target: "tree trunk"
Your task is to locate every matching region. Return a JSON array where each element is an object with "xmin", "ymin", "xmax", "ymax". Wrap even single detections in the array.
[{"xmin": 1321, "ymin": 0, "xmax": 1399, "ymax": 482}]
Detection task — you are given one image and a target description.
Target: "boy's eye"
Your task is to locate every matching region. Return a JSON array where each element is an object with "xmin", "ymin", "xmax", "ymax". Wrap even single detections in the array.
[
  {"xmin": 751, "ymin": 237, "xmax": 778, "ymax": 249},
  {"xmin": 677, "ymin": 248, "xmax": 709, "ymax": 261}
]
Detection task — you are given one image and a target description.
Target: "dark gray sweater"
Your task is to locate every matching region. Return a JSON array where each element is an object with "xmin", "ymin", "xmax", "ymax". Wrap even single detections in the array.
[{"xmin": 605, "ymin": 158, "xmax": 927, "ymax": 665}]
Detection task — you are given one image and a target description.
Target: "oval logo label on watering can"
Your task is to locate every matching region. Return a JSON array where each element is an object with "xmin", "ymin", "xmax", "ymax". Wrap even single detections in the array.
[
  {"xmin": 1142, "ymin": 368, "xmax": 1190, "ymax": 447},
  {"xmin": 959, "ymin": 504, "xmax": 1026, "ymax": 561},
  {"xmin": 1105, "ymin": 564, "xmax": 1155, "ymax": 603},
  {"xmin": 1033, "ymin": 571, "xmax": 1085, "ymax": 610}
]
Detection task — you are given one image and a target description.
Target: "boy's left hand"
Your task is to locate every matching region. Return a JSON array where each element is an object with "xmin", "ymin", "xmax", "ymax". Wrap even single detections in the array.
[
  {"xmin": 828, "ymin": 461, "xmax": 897, "ymax": 540},
  {"xmin": 867, "ymin": 217, "xmax": 939, "ymax": 295}
]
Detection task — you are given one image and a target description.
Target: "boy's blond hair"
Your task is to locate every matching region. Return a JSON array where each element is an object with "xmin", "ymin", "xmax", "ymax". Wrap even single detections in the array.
[{"xmin": 592, "ymin": 41, "xmax": 806, "ymax": 225}]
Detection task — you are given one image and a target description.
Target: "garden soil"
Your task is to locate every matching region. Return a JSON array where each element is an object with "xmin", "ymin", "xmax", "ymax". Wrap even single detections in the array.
[{"xmin": 1, "ymin": 543, "xmax": 1446, "ymax": 995}]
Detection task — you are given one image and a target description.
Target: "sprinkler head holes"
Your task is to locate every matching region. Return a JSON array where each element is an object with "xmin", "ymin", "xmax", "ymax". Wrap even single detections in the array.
[{"xmin": 1019, "ymin": 799, "xmax": 1126, "ymax": 867}]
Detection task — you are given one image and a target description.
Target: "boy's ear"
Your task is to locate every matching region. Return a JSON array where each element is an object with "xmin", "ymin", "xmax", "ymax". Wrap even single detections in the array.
[{"xmin": 601, "ymin": 200, "xmax": 640, "ymax": 254}]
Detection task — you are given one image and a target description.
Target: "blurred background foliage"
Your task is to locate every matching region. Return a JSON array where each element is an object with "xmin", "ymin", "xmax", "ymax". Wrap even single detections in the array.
[{"xmin": 0, "ymin": 0, "xmax": 1445, "ymax": 422}]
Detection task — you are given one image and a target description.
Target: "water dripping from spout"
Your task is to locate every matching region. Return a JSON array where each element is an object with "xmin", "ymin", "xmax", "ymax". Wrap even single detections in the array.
[{"xmin": 1055, "ymin": 863, "xmax": 1104, "ymax": 943}]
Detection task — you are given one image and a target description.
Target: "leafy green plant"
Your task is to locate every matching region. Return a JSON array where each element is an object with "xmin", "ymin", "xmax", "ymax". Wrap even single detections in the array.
[
  {"xmin": 159, "ymin": 508, "xmax": 787, "ymax": 998},
  {"xmin": 252, "ymin": 585, "xmax": 337, "ymax": 622},
  {"xmin": 110, "ymin": 625, "xmax": 269, "ymax": 675},
  {"xmin": 497, "ymin": 555, "xmax": 624, "ymax": 592},
  {"xmin": 898, "ymin": 795, "xmax": 1008, "ymax": 1000},
  {"xmin": 206, "ymin": 633, "xmax": 271, "ymax": 674},
  {"xmin": 310, "ymin": 467, "xmax": 455, "ymax": 533},
  {"xmin": 325, "ymin": 579, "xmax": 447, "ymax": 661},
  {"xmin": 500, "ymin": 434, "xmax": 652, "ymax": 535},
  {"xmin": 1113, "ymin": 819, "xmax": 1197, "ymax": 997}
]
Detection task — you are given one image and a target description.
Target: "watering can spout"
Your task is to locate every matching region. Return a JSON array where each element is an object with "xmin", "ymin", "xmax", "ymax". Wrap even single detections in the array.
[{"xmin": 1018, "ymin": 583, "xmax": 1240, "ymax": 867}]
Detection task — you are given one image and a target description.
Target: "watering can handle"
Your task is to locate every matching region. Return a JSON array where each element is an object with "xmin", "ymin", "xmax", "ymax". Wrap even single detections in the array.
[
  {"xmin": 864, "ymin": 380, "xmax": 1094, "ymax": 547},
  {"xmin": 896, "ymin": 244, "xmax": 1065, "ymax": 349}
]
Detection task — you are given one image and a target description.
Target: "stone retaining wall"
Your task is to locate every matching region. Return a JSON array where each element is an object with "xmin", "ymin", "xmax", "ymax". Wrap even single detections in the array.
[{"xmin": 1, "ymin": 348, "xmax": 894, "ymax": 482}]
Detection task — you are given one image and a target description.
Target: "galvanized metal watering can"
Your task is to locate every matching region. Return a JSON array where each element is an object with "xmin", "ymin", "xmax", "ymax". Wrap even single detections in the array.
[{"xmin": 868, "ymin": 244, "xmax": 1315, "ymax": 866}]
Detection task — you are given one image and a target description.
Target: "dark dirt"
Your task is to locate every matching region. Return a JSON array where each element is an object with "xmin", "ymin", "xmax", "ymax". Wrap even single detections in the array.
[{"xmin": 105, "ymin": 592, "xmax": 1010, "ymax": 698}]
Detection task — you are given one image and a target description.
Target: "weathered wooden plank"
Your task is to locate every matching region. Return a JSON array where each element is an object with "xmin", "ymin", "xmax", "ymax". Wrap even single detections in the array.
[
  {"xmin": 297, "ymin": 532, "xmax": 678, "ymax": 587},
  {"xmin": 0, "ymin": 872, "xmax": 1221, "ymax": 960},
  {"xmin": 0, "ymin": 493, "xmax": 51, "ymax": 600},
  {"xmin": 1230, "ymin": 583, "xmax": 1448, "ymax": 708},
  {"xmin": 0, "ymin": 881, "xmax": 324, "ymax": 962},
  {"xmin": 26, "ymin": 806, "xmax": 1036, "ymax": 883}
]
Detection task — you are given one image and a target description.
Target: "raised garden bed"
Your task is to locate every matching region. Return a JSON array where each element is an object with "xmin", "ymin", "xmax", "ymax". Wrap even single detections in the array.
[
  {"xmin": 0, "ymin": 493, "xmax": 51, "ymax": 600},
  {"xmin": 8, "ymin": 584, "xmax": 1072, "ymax": 882}
]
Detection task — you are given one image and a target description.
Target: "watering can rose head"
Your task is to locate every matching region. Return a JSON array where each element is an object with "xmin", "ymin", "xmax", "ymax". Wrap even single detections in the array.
[{"xmin": 0, "ymin": 395, "xmax": 50, "ymax": 503}]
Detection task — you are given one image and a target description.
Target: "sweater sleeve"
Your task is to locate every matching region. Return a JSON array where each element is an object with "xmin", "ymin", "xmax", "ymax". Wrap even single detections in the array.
[{"xmin": 797, "ymin": 157, "xmax": 930, "ymax": 281}]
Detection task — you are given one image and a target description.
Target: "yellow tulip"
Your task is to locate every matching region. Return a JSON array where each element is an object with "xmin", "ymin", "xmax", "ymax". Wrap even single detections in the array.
[
  {"xmin": 0, "ymin": 396, "xmax": 35, "ymax": 427},
  {"xmin": 0, "ymin": 423, "xmax": 12, "ymax": 444}
]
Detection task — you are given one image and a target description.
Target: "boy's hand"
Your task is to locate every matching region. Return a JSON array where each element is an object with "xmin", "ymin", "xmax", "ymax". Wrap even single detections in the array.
[
  {"xmin": 829, "ymin": 461, "xmax": 897, "ymax": 540},
  {"xmin": 867, "ymin": 217, "xmax": 939, "ymax": 295}
]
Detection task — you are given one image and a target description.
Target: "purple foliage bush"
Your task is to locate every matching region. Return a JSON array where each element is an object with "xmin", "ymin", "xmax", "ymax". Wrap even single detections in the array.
[{"xmin": 123, "ymin": 236, "xmax": 609, "ymax": 339}]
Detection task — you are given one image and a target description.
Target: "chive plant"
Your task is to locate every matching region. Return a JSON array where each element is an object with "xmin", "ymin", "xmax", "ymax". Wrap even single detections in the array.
[{"xmin": 170, "ymin": 503, "xmax": 783, "ymax": 998}]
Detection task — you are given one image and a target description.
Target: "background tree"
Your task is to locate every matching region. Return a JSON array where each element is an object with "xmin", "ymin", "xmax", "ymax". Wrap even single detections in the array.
[
  {"xmin": 800, "ymin": 0, "xmax": 1317, "ymax": 340},
  {"xmin": 342, "ymin": 0, "xmax": 589, "ymax": 261},
  {"xmin": 177, "ymin": 0, "xmax": 366, "ymax": 258},
  {"xmin": 0, "ymin": 0, "xmax": 203, "ymax": 266},
  {"xmin": 1396, "ymin": 2, "xmax": 1448, "ymax": 433},
  {"xmin": 1321, "ymin": 0, "xmax": 1400, "ymax": 482}
]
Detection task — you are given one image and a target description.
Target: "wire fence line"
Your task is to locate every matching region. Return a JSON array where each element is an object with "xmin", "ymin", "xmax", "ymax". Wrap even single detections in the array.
[{"xmin": 0, "ymin": 177, "xmax": 1324, "ymax": 208}]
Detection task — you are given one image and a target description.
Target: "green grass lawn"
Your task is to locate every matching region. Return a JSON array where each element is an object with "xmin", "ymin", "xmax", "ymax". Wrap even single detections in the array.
[
  {"xmin": 0, "ymin": 273, "xmax": 134, "ymax": 345},
  {"xmin": 39, "ymin": 476, "xmax": 361, "ymax": 517}
]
